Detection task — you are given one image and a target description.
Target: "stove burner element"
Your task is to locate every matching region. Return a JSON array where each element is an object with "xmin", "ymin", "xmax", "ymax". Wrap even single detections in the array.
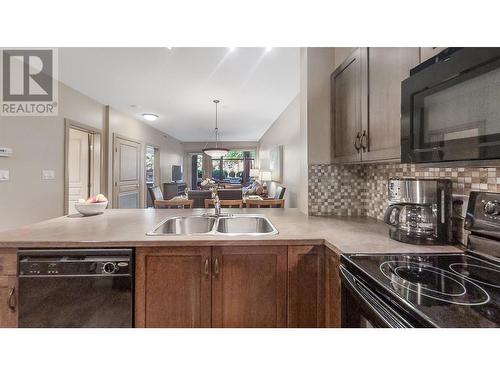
[
  {"xmin": 449, "ymin": 263, "xmax": 500, "ymax": 289},
  {"xmin": 380, "ymin": 261, "xmax": 490, "ymax": 306}
]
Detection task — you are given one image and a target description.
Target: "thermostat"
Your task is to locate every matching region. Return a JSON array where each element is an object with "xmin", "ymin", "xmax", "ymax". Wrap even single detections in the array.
[{"xmin": 0, "ymin": 148, "xmax": 13, "ymax": 157}]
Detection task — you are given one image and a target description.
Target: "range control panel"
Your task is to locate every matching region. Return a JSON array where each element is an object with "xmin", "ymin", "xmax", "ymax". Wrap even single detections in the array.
[{"xmin": 465, "ymin": 192, "xmax": 500, "ymax": 237}]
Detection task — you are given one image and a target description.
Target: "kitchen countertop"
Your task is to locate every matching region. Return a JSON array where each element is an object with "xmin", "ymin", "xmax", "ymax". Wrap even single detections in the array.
[{"xmin": 0, "ymin": 208, "xmax": 461, "ymax": 255}]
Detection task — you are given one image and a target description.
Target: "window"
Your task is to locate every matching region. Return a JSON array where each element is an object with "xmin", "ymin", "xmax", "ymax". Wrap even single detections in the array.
[{"xmin": 211, "ymin": 150, "xmax": 255, "ymax": 185}]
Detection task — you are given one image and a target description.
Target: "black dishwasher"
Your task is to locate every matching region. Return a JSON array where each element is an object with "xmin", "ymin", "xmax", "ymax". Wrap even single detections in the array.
[{"xmin": 18, "ymin": 249, "xmax": 133, "ymax": 328}]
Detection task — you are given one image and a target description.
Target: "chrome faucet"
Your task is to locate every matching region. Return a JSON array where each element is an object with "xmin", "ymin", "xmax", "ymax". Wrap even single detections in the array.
[{"xmin": 212, "ymin": 188, "xmax": 222, "ymax": 217}]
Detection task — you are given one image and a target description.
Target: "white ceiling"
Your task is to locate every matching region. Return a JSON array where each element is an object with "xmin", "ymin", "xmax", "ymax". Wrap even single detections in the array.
[{"xmin": 58, "ymin": 47, "xmax": 300, "ymax": 142}]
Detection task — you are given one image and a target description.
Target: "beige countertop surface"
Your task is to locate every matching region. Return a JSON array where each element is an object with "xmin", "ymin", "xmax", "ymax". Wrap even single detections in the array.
[{"xmin": 0, "ymin": 208, "xmax": 461, "ymax": 255}]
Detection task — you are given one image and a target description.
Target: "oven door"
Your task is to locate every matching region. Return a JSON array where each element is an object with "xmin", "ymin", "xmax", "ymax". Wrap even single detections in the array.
[
  {"xmin": 401, "ymin": 47, "xmax": 500, "ymax": 163},
  {"xmin": 340, "ymin": 266, "xmax": 415, "ymax": 328}
]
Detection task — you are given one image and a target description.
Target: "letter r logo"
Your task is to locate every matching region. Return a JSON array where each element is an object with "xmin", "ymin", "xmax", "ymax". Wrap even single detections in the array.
[{"xmin": 2, "ymin": 49, "xmax": 53, "ymax": 102}]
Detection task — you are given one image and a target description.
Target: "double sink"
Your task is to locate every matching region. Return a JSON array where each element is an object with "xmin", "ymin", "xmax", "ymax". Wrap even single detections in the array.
[{"xmin": 147, "ymin": 214, "xmax": 279, "ymax": 236}]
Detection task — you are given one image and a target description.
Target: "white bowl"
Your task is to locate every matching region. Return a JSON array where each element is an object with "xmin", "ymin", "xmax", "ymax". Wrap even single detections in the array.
[{"xmin": 74, "ymin": 201, "xmax": 108, "ymax": 216}]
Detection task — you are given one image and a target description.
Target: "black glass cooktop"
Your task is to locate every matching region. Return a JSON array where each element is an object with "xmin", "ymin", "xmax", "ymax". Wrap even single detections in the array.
[{"xmin": 343, "ymin": 252, "xmax": 500, "ymax": 327}]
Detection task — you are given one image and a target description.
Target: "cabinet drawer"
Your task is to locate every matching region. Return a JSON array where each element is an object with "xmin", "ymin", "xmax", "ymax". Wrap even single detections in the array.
[{"xmin": 0, "ymin": 250, "xmax": 17, "ymax": 275}]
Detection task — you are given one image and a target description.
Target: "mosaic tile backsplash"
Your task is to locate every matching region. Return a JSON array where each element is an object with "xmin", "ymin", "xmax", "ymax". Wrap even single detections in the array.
[{"xmin": 308, "ymin": 162, "xmax": 500, "ymax": 244}]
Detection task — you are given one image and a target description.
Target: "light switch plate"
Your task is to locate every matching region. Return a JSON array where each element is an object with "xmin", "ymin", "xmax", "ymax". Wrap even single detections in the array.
[
  {"xmin": 0, "ymin": 170, "xmax": 9, "ymax": 181},
  {"xmin": 42, "ymin": 170, "xmax": 55, "ymax": 180}
]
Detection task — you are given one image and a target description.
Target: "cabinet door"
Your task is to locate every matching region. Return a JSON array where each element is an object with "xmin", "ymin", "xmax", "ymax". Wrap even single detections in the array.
[
  {"xmin": 325, "ymin": 250, "xmax": 341, "ymax": 328},
  {"xmin": 420, "ymin": 47, "xmax": 447, "ymax": 62},
  {"xmin": 0, "ymin": 276, "xmax": 17, "ymax": 328},
  {"xmin": 212, "ymin": 246, "xmax": 287, "ymax": 328},
  {"xmin": 135, "ymin": 247, "xmax": 212, "ymax": 328},
  {"xmin": 288, "ymin": 245, "xmax": 325, "ymax": 328},
  {"xmin": 331, "ymin": 47, "xmax": 368, "ymax": 163},
  {"xmin": 363, "ymin": 48, "xmax": 420, "ymax": 162}
]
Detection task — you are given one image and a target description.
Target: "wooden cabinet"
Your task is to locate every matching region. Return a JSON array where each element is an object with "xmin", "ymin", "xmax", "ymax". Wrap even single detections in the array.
[
  {"xmin": 420, "ymin": 47, "xmax": 447, "ymax": 62},
  {"xmin": 136, "ymin": 245, "xmax": 340, "ymax": 328},
  {"xmin": 0, "ymin": 249, "xmax": 17, "ymax": 328},
  {"xmin": 331, "ymin": 47, "xmax": 368, "ymax": 163},
  {"xmin": 135, "ymin": 247, "xmax": 212, "ymax": 328},
  {"xmin": 288, "ymin": 245, "xmax": 325, "ymax": 327},
  {"xmin": 0, "ymin": 277, "xmax": 17, "ymax": 328},
  {"xmin": 136, "ymin": 246, "xmax": 287, "ymax": 328},
  {"xmin": 331, "ymin": 47, "xmax": 419, "ymax": 163},
  {"xmin": 212, "ymin": 246, "xmax": 287, "ymax": 328},
  {"xmin": 363, "ymin": 47, "xmax": 420, "ymax": 161},
  {"xmin": 325, "ymin": 250, "xmax": 342, "ymax": 328}
]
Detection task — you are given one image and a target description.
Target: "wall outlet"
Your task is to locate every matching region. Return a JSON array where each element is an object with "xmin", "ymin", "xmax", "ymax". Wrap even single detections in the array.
[
  {"xmin": 42, "ymin": 170, "xmax": 55, "ymax": 180},
  {"xmin": 0, "ymin": 170, "xmax": 9, "ymax": 181}
]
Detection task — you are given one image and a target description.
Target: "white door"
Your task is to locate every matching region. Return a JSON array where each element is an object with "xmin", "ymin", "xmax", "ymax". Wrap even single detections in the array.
[
  {"xmin": 114, "ymin": 135, "xmax": 142, "ymax": 208},
  {"xmin": 68, "ymin": 128, "xmax": 90, "ymax": 214}
]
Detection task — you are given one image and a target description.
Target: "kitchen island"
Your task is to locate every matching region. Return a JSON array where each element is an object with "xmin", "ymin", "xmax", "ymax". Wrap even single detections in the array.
[{"xmin": 0, "ymin": 209, "xmax": 461, "ymax": 328}]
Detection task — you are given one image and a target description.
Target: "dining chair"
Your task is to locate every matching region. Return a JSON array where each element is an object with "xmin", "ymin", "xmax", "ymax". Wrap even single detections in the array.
[
  {"xmin": 154, "ymin": 199, "xmax": 194, "ymax": 209},
  {"xmin": 205, "ymin": 199, "xmax": 244, "ymax": 208},
  {"xmin": 245, "ymin": 199, "xmax": 284, "ymax": 208}
]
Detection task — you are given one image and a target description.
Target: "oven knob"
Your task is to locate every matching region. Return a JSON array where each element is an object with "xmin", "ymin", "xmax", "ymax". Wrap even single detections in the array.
[
  {"xmin": 103, "ymin": 262, "xmax": 117, "ymax": 274},
  {"xmin": 484, "ymin": 201, "xmax": 500, "ymax": 215}
]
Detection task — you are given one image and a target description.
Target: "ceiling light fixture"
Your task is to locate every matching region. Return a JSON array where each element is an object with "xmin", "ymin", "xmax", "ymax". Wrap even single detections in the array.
[
  {"xmin": 265, "ymin": 47, "xmax": 273, "ymax": 52},
  {"xmin": 202, "ymin": 99, "xmax": 229, "ymax": 159},
  {"xmin": 142, "ymin": 113, "xmax": 159, "ymax": 121},
  {"xmin": 228, "ymin": 47, "xmax": 236, "ymax": 52}
]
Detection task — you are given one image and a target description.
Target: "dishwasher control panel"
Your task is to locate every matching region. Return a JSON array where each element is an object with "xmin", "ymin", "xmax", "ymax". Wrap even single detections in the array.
[{"xmin": 18, "ymin": 249, "xmax": 133, "ymax": 276}]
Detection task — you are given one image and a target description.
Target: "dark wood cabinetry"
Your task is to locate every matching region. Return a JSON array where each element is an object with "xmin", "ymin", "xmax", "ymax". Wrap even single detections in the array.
[
  {"xmin": 288, "ymin": 245, "xmax": 325, "ymax": 327},
  {"xmin": 331, "ymin": 48, "xmax": 367, "ymax": 163},
  {"xmin": 135, "ymin": 247, "xmax": 212, "ymax": 328},
  {"xmin": 364, "ymin": 47, "xmax": 419, "ymax": 161},
  {"xmin": 0, "ymin": 249, "xmax": 17, "ymax": 328},
  {"xmin": 136, "ymin": 245, "xmax": 338, "ymax": 328},
  {"xmin": 325, "ymin": 250, "xmax": 342, "ymax": 328},
  {"xmin": 332, "ymin": 47, "xmax": 420, "ymax": 163},
  {"xmin": 212, "ymin": 246, "xmax": 287, "ymax": 328}
]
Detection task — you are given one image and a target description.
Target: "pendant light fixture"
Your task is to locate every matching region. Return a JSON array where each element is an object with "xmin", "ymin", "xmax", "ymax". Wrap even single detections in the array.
[{"xmin": 203, "ymin": 99, "xmax": 229, "ymax": 159}]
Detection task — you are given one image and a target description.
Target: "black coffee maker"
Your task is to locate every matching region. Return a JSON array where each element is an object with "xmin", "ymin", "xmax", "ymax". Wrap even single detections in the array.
[{"xmin": 383, "ymin": 178, "xmax": 453, "ymax": 245}]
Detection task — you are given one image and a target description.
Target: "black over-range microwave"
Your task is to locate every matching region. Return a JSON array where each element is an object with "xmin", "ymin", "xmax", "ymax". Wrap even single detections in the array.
[{"xmin": 401, "ymin": 47, "xmax": 500, "ymax": 163}]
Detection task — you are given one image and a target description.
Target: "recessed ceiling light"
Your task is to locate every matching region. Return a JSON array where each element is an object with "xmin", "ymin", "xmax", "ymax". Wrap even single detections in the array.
[
  {"xmin": 166, "ymin": 46, "xmax": 172, "ymax": 50},
  {"xmin": 228, "ymin": 47, "xmax": 236, "ymax": 52},
  {"xmin": 265, "ymin": 47, "xmax": 273, "ymax": 52},
  {"xmin": 142, "ymin": 113, "xmax": 159, "ymax": 121}
]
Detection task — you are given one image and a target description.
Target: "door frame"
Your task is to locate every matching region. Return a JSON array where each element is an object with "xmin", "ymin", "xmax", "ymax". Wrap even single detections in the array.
[
  {"xmin": 112, "ymin": 133, "xmax": 144, "ymax": 208},
  {"xmin": 64, "ymin": 119, "xmax": 104, "ymax": 215},
  {"xmin": 144, "ymin": 143, "xmax": 161, "ymax": 207}
]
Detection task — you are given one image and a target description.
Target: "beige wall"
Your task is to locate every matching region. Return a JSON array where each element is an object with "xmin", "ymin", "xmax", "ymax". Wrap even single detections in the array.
[
  {"xmin": 107, "ymin": 108, "xmax": 184, "ymax": 207},
  {"xmin": 258, "ymin": 95, "xmax": 303, "ymax": 209},
  {"xmin": 0, "ymin": 82, "xmax": 106, "ymax": 231}
]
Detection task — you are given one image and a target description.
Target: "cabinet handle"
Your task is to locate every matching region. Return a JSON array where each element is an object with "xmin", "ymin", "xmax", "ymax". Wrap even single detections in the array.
[
  {"xmin": 204, "ymin": 257, "xmax": 209, "ymax": 276},
  {"xmin": 361, "ymin": 130, "xmax": 368, "ymax": 152},
  {"xmin": 8, "ymin": 286, "xmax": 16, "ymax": 311},
  {"xmin": 354, "ymin": 132, "xmax": 361, "ymax": 152},
  {"xmin": 213, "ymin": 257, "xmax": 220, "ymax": 277}
]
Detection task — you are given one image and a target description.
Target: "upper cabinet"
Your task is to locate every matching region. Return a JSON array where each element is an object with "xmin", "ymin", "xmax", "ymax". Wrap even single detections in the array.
[
  {"xmin": 364, "ymin": 48, "xmax": 420, "ymax": 161},
  {"xmin": 331, "ymin": 48, "xmax": 367, "ymax": 163},
  {"xmin": 331, "ymin": 47, "xmax": 419, "ymax": 163}
]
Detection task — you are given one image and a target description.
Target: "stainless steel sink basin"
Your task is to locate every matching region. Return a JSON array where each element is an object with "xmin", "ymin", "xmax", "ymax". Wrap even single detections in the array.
[
  {"xmin": 147, "ymin": 215, "xmax": 217, "ymax": 235},
  {"xmin": 216, "ymin": 215, "xmax": 278, "ymax": 235},
  {"xmin": 147, "ymin": 214, "xmax": 278, "ymax": 236}
]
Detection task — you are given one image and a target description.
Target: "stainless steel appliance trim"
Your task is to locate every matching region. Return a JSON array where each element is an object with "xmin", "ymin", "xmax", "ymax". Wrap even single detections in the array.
[{"xmin": 340, "ymin": 265, "xmax": 414, "ymax": 328}]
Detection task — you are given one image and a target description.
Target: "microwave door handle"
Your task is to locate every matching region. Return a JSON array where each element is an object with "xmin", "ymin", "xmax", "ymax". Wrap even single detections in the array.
[{"xmin": 340, "ymin": 266, "xmax": 413, "ymax": 328}]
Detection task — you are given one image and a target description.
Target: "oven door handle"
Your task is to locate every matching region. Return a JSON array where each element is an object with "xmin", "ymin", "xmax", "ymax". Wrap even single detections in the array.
[{"xmin": 340, "ymin": 266, "xmax": 413, "ymax": 328}]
